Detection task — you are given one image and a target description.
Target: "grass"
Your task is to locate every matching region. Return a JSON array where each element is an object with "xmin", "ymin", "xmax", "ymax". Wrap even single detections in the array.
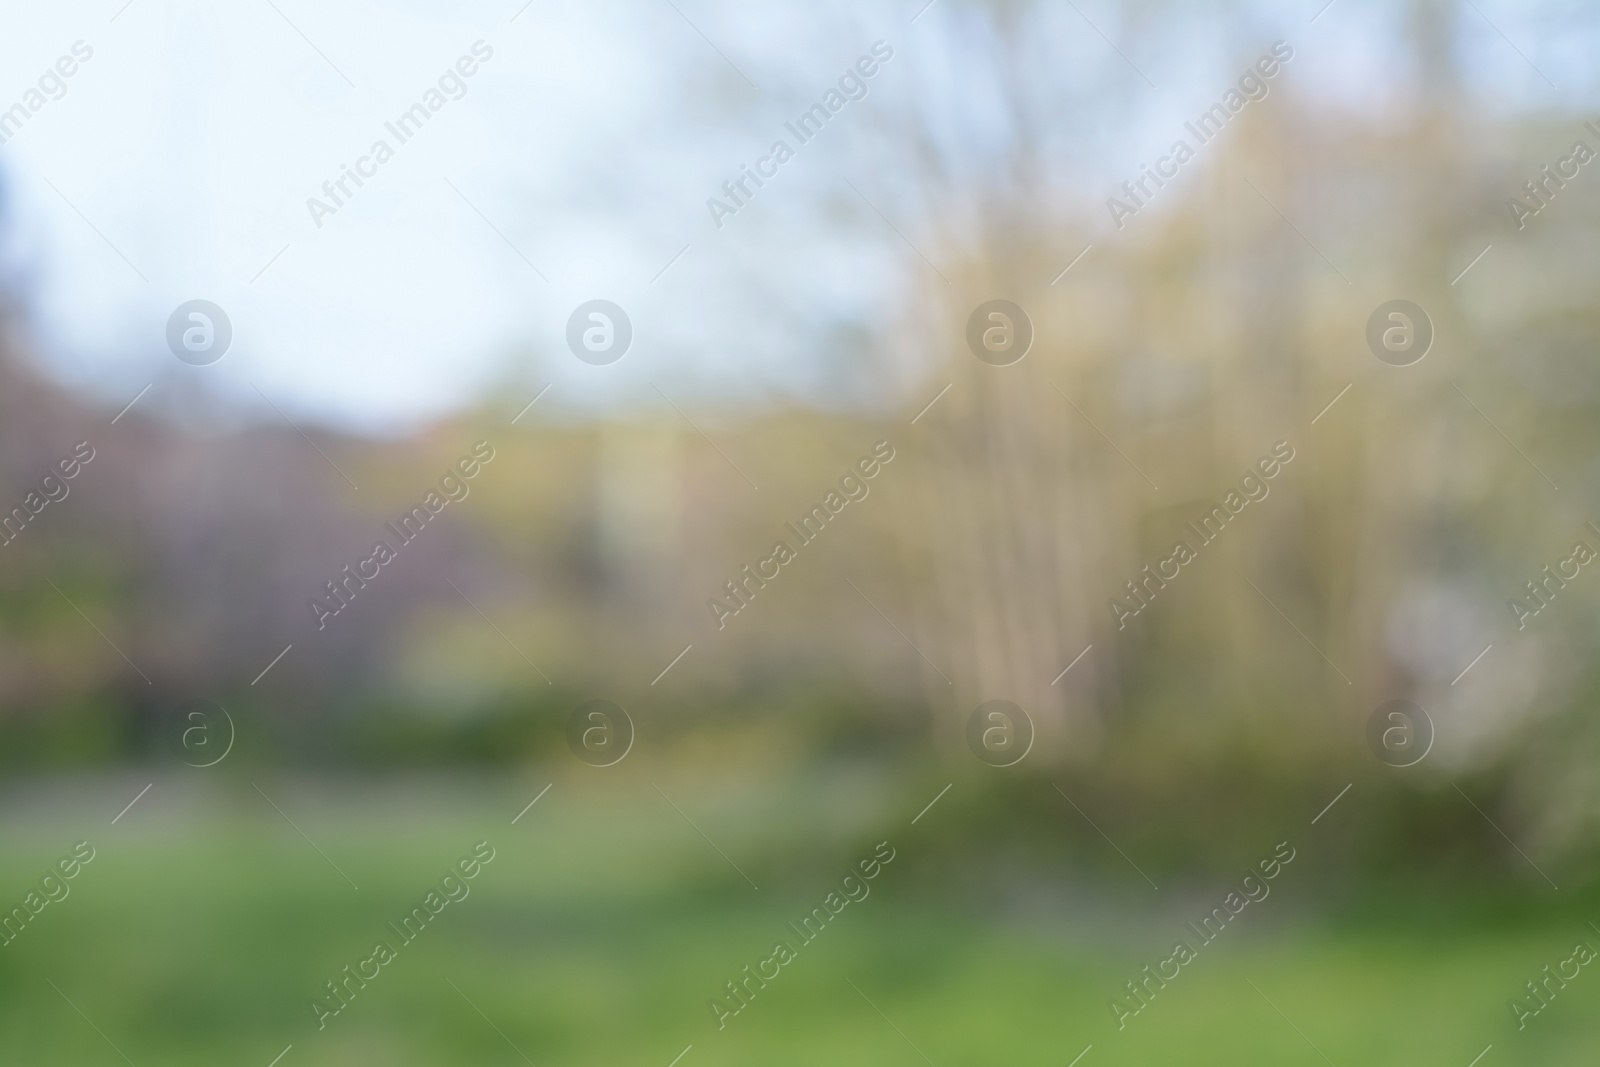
[{"xmin": 0, "ymin": 768, "xmax": 1596, "ymax": 1065}]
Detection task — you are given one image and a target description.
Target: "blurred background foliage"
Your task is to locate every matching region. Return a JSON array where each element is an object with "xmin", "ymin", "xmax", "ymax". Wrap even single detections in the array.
[
  {"xmin": 2, "ymin": 0, "xmax": 1596, "ymax": 888},
  {"xmin": 4, "ymin": 0, "xmax": 1600, "ymax": 1060}
]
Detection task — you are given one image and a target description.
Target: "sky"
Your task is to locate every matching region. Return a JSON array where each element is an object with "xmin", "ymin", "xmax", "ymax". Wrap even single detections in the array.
[{"xmin": 0, "ymin": 0, "xmax": 1589, "ymax": 436}]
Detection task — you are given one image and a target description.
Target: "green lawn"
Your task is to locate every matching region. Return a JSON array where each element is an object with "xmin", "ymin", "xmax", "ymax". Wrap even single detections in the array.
[{"xmin": 0, "ymin": 769, "xmax": 1594, "ymax": 1065}]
